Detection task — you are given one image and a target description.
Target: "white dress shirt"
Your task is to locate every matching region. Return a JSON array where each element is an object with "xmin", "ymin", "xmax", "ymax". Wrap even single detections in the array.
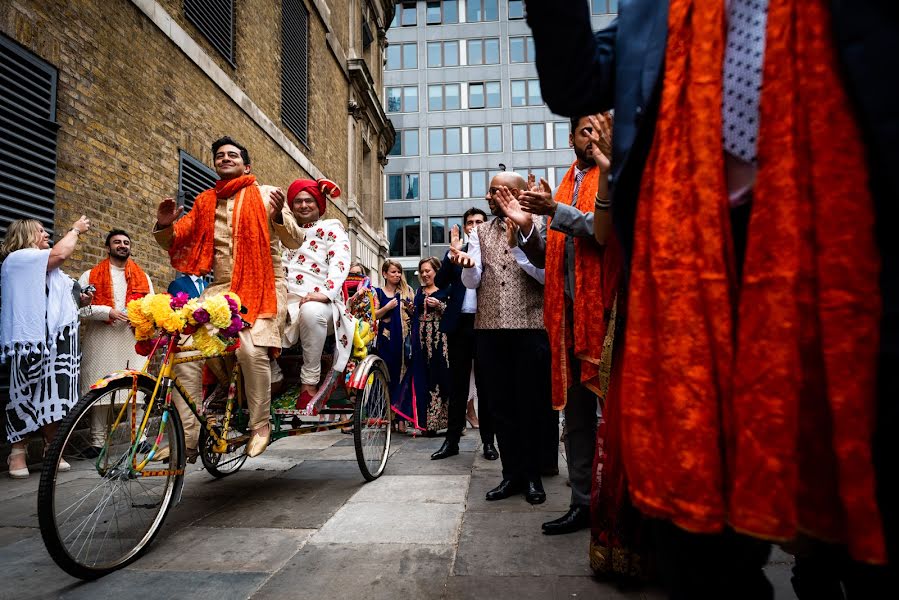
[{"xmin": 461, "ymin": 224, "xmax": 546, "ymax": 289}]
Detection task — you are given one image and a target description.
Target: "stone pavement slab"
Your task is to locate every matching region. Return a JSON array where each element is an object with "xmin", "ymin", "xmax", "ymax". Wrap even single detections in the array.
[
  {"xmin": 444, "ymin": 575, "xmax": 657, "ymax": 600},
  {"xmin": 382, "ymin": 450, "xmax": 476, "ymax": 476},
  {"xmin": 313, "ymin": 501, "xmax": 465, "ymax": 545},
  {"xmin": 251, "ymin": 543, "xmax": 453, "ymax": 600},
  {"xmin": 59, "ymin": 570, "xmax": 270, "ymax": 600},
  {"xmin": 465, "ymin": 470, "xmax": 572, "ymax": 513},
  {"xmin": 347, "ymin": 474, "xmax": 469, "ymax": 505},
  {"xmin": 279, "ymin": 459, "xmax": 370, "ymax": 480}
]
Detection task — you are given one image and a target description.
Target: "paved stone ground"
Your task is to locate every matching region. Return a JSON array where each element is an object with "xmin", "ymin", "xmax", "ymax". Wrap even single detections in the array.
[{"xmin": 0, "ymin": 428, "xmax": 798, "ymax": 600}]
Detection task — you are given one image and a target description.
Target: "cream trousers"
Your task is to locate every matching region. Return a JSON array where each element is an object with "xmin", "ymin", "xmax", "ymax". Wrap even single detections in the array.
[{"xmin": 283, "ymin": 300, "xmax": 334, "ymax": 385}]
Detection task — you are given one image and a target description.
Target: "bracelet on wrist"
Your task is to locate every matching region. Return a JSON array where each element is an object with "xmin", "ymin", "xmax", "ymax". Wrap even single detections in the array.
[
  {"xmin": 594, "ymin": 195, "xmax": 612, "ymax": 211},
  {"xmin": 71, "ymin": 228, "xmax": 82, "ymax": 236}
]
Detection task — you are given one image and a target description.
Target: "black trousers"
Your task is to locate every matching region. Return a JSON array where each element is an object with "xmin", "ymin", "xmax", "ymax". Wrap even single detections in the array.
[
  {"xmin": 446, "ymin": 314, "xmax": 494, "ymax": 445},
  {"xmin": 475, "ymin": 328, "xmax": 553, "ymax": 483}
]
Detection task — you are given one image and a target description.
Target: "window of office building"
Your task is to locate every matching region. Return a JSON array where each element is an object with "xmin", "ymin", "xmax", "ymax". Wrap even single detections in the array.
[
  {"xmin": 386, "ymin": 86, "xmax": 418, "ymax": 113},
  {"xmin": 429, "ymin": 127, "xmax": 462, "ymax": 155},
  {"xmin": 184, "ymin": 0, "xmax": 235, "ymax": 65},
  {"xmin": 509, "ymin": 36, "xmax": 534, "ymax": 63},
  {"xmin": 431, "ymin": 216, "xmax": 464, "ymax": 244},
  {"xmin": 513, "ymin": 166, "xmax": 549, "ymax": 186},
  {"xmin": 426, "ymin": 0, "xmax": 458, "ymax": 24},
  {"xmin": 512, "ymin": 123, "xmax": 546, "ymax": 151},
  {"xmin": 592, "ymin": 0, "xmax": 618, "ymax": 15},
  {"xmin": 429, "ymin": 171, "xmax": 463, "ymax": 200},
  {"xmin": 468, "ymin": 81, "xmax": 501, "ymax": 109},
  {"xmin": 508, "ymin": 0, "xmax": 525, "ymax": 19},
  {"xmin": 552, "ymin": 121, "xmax": 570, "ymax": 149},
  {"xmin": 554, "ymin": 166, "xmax": 571, "ymax": 185},
  {"xmin": 470, "ymin": 171, "xmax": 489, "ymax": 198},
  {"xmin": 510, "ymin": 79, "xmax": 542, "ymax": 106},
  {"xmin": 389, "ymin": 129, "xmax": 419, "ymax": 156},
  {"xmin": 386, "ymin": 42, "xmax": 417, "ymax": 70},
  {"xmin": 427, "ymin": 40, "xmax": 459, "ymax": 67},
  {"xmin": 469, "ymin": 125, "xmax": 503, "ymax": 153},
  {"xmin": 387, "ymin": 173, "xmax": 420, "ymax": 200},
  {"xmin": 466, "ymin": 0, "xmax": 498, "ymax": 22},
  {"xmin": 392, "ymin": 2, "xmax": 417, "ymax": 26},
  {"xmin": 466, "ymin": 38, "xmax": 500, "ymax": 65},
  {"xmin": 387, "ymin": 217, "xmax": 421, "ymax": 257},
  {"xmin": 428, "ymin": 83, "xmax": 461, "ymax": 111}
]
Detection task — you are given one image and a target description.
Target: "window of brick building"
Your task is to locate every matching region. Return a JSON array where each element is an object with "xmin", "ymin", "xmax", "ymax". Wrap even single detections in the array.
[
  {"xmin": 282, "ymin": 0, "xmax": 309, "ymax": 144},
  {"xmin": 177, "ymin": 150, "xmax": 217, "ymax": 211},
  {"xmin": 184, "ymin": 0, "xmax": 235, "ymax": 65}
]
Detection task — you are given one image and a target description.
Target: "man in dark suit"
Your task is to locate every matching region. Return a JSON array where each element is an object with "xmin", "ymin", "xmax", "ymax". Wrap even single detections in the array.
[
  {"xmin": 526, "ymin": 0, "xmax": 897, "ymax": 594},
  {"xmin": 167, "ymin": 273, "xmax": 207, "ymax": 299},
  {"xmin": 431, "ymin": 207, "xmax": 498, "ymax": 461}
]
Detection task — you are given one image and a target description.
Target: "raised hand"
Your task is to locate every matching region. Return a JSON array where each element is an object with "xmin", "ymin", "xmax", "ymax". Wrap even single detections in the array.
[
  {"xmin": 72, "ymin": 215, "xmax": 91, "ymax": 234},
  {"xmin": 505, "ymin": 218, "xmax": 520, "ymax": 247},
  {"xmin": 157, "ymin": 198, "xmax": 183, "ymax": 228},
  {"xmin": 268, "ymin": 187, "xmax": 286, "ymax": 221},
  {"xmin": 449, "ymin": 224, "xmax": 462, "ymax": 251},
  {"xmin": 519, "ymin": 178, "xmax": 556, "ymax": 216},
  {"xmin": 494, "ymin": 186, "xmax": 532, "ymax": 230},
  {"xmin": 585, "ymin": 113, "xmax": 612, "ymax": 172},
  {"xmin": 527, "ymin": 172, "xmax": 538, "ymax": 192}
]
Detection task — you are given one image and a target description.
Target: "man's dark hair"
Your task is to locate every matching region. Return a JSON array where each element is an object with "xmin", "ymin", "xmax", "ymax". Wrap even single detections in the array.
[
  {"xmin": 212, "ymin": 136, "xmax": 251, "ymax": 165},
  {"xmin": 463, "ymin": 207, "xmax": 488, "ymax": 224},
  {"xmin": 105, "ymin": 229, "xmax": 131, "ymax": 247},
  {"xmin": 570, "ymin": 115, "xmax": 590, "ymax": 132}
]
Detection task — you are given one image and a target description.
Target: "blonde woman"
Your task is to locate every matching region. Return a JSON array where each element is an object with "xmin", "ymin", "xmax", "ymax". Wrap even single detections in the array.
[
  {"xmin": 1, "ymin": 216, "xmax": 92, "ymax": 478},
  {"xmin": 373, "ymin": 259, "xmax": 413, "ymax": 432}
]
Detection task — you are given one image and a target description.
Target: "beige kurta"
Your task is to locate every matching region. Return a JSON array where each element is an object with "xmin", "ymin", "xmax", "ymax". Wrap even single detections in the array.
[
  {"xmin": 78, "ymin": 265, "xmax": 154, "ymax": 395},
  {"xmin": 153, "ymin": 183, "xmax": 304, "ymax": 343}
]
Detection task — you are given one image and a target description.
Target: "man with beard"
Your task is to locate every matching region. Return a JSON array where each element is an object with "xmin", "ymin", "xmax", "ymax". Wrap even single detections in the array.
[
  {"xmin": 514, "ymin": 113, "xmax": 621, "ymax": 536},
  {"xmin": 154, "ymin": 136, "xmax": 303, "ymax": 458},
  {"xmin": 452, "ymin": 172, "xmax": 553, "ymax": 504},
  {"xmin": 78, "ymin": 229, "xmax": 154, "ymax": 458}
]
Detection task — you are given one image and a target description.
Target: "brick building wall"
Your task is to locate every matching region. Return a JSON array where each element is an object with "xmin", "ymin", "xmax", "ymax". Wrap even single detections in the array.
[{"xmin": 0, "ymin": 0, "xmax": 394, "ymax": 287}]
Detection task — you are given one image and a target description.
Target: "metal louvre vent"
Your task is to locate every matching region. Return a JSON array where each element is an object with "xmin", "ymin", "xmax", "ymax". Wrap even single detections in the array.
[
  {"xmin": 177, "ymin": 150, "xmax": 217, "ymax": 212},
  {"xmin": 0, "ymin": 33, "xmax": 59, "ymax": 240},
  {"xmin": 282, "ymin": 0, "xmax": 309, "ymax": 146},
  {"xmin": 184, "ymin": 0, "xmax": 235, "ymax": 66}
]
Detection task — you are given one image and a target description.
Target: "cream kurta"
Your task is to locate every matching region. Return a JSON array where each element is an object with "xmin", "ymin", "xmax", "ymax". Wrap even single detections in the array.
[{"xmin": 78, "ymin": 265, "xmax": 154, "ymax": 394}]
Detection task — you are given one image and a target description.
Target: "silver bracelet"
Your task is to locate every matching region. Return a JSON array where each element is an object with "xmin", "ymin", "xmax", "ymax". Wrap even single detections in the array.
[{"xmin": 594, "ymin": 195, "xmax": 611, "ymax": 211}]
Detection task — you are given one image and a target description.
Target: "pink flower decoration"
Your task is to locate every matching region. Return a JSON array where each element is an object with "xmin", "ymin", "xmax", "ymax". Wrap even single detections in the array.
[
  {"xmin": 225, "ymin": 294, "xmax": 239, "ymax": 312},
  {"xmin": 193, "ymin": 307, "xmax": 210, "ymax": 324},
  {"xmin": 222, "ymin": 315, "xmax": 243, "ymax": 337},
  {"xmin": 170, "ymin": 292, "xmax": 190, "ymax": 309}
]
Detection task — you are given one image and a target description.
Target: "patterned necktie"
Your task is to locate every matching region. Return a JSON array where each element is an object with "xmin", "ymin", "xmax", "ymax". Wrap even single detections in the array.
[
  {"xmin": 572, "ymin": 169, "xmax": 585, "ymax": 204},
  {"xmin": 722, "ymin": 0, "xmax": 769, "ymax": 163}
]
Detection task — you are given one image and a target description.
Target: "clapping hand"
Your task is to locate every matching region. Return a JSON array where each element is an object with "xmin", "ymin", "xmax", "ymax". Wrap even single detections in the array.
[
  {"xmin": 505, "ymin": 218, "xmax": 520, "ymax": 247},
  {"xmin": 448, "ymin": 224, "xmax": 474, "ymax": 268},
  {"xmin": 268, "ymin": 187, "xmax": 286, "ymax": 222},
  {"xmin": 493, "ymin": 186, "xmax": 532, "ymax": 231},
  {"xmin": 157, "ymin": 198, "xmax": 184, "ymax": 228},
  {"xmin": 519, "ymin": 178, "xmax": 556, "ymax": 216},
  {"xmin": 585, "ymin": 113, "xmax": 613, "ymax": 172}
]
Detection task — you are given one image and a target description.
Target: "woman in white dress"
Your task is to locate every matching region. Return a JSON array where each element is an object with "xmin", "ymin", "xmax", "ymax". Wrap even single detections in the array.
[{"xmin": 1, "ymin": 216, "xmax": 93, "ymax": 478}]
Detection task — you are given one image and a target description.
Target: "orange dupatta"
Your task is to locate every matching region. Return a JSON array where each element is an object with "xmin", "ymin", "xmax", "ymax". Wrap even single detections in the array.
[
  {"xmin": 168, "ymin": 174, "xmax": 276, "ymax": 326},
  {"xmin": 89, "ymin": 258, "xmax": 150, "ymax": 320},
  {"xmin": 620, "ymin": 0, "xmax": 885, "ymax": 563},
  {"xmin": 544, "ymin": 163, "xmax": 622, "ymax": 409}
]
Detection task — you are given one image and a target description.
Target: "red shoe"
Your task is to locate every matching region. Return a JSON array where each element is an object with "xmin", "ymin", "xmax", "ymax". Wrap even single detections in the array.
[{"xmin": 296, "ymin": 390, "xmax": 318, "ymax": 415}]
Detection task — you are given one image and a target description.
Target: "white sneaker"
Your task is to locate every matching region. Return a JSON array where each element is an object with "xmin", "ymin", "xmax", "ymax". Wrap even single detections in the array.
[{"xmin": 57, "ymin": 458, "xmax": 72, "ymax": 472}]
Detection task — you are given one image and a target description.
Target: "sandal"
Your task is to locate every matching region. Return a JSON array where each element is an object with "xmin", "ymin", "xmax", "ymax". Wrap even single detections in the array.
[{"xmin": 7, "ymin": 448, "xmax": 29, "ymax": 479}]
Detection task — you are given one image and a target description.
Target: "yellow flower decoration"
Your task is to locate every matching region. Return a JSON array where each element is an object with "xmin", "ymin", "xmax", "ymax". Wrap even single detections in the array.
[
  {"xmin": 127, "ymin": 298, "xmax": 152, "ymax": 329},
  {"xmin": 182, "ymin": 299, "xmax": 202, "ymax": 325},
  {"xmin": 204, "ymin": 295, "xmax": 231, "ymax": 329},
  {"xmin": 158, "ymin": 309, "xmax": 187, "ymax": 333},
  {"xmin": 192, "ymin": 325, "xmax": 227, "ymax": 357},
  {"xmin": 147, "ymin": 293, "xmax": 175, "ymax": 326}
]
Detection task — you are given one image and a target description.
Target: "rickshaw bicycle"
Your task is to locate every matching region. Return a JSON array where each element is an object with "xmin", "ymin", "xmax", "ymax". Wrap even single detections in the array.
[{"xmin": 37, "ymin": 287, "xmax": 390, "ymax": 580}]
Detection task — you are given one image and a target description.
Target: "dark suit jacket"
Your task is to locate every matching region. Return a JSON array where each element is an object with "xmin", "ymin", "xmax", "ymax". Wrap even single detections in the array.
[
  {"xmin": 167, "ymin": 275, "xmax": 203, "ymax": 299},
  {"xmin": 435, "ymin": 244, "xmax": 470, "ymax": 335}
]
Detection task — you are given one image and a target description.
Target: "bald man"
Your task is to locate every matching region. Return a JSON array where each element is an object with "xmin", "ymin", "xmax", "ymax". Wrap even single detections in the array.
[{"xmin": 453, "ymin": 172, "xmax": 555, "ymax": 505}]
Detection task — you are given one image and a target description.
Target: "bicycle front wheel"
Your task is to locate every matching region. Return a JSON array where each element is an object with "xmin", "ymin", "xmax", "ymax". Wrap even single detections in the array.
[
  {"xmin": 37, "ymin": 375, "xmax": 185, "ymax": 579},
  {"xmin": 354, "ymin": 357, "xmax": 392, "ymax": 481}
]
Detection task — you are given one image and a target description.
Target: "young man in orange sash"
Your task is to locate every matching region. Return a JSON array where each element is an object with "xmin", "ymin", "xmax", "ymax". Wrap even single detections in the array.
[
  {"xmin": 154, "ymin": 137, "xmax": 303, "ymax": 458},
  {"xmin": 526, "ymin": 0, "xmax": 895, "ymax": 596},
  {"xmin": 78, "ymin": 229, "xmax": 153, "ymax": 458},
  {"xmin": 510, "ymin": 114, "xmax": 622, "ymax": 538}
]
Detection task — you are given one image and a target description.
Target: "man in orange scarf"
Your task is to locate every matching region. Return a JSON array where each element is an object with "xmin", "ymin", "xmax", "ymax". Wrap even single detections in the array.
[
  {"xmin": 511, "ymin": 114, "xmax": 620, "ymax": 536},
  {"xmin": 526, "ymin": 0, "xmax": 896, "ymax": 596},
  {"xmin": 155, "ymin": 136, "xmax": 303, "ymax": 458},
  {"xmin": 78, "ymin": 229, "xmax": 153, "ymax": 458}
]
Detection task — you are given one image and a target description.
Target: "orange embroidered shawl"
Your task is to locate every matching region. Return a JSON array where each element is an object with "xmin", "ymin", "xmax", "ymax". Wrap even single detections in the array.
[
  {"xmin": 168, "ymin": 174, "xmax": 276, "ymax": 326},
  {"xmin": 89, "ymin": 258, "xmax": 150, "ymax": 320},
  {"xmin": 544, "ymin": 163, "xmax": 621, "ymax": 409},
  {"xmin": 620, "ymin": 0, "xmax": 885, "ymax": 563}
]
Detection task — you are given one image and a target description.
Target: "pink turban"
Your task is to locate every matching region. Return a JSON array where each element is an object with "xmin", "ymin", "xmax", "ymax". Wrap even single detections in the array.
[{"xmin": 286, "ymin": 178, "xmax": 341, "ymax": 215}]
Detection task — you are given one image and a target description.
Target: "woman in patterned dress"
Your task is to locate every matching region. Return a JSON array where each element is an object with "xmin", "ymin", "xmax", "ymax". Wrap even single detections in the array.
[{"xmin": 1, "ymin": 216, "xmax": 94, "ymax": 478}]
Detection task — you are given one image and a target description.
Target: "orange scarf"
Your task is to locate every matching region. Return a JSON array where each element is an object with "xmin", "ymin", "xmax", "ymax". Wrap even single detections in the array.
[
  {"xmin": 168, "ymin": 174, "xmax": 276, "ymax": 325},
  {"xmin": 544, "ymin": 164, "xmax": 621, "ymax": 409},
  {"xmin": 89, "ymin": 258, "xmax": 150, "ymax": 321},
  {"xmin": 620, "ymin": 0, "xmax": 884, "ymax": 563}
]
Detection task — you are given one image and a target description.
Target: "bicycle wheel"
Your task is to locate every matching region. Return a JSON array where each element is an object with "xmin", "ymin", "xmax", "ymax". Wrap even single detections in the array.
[
  {"xmin": 354, "ymin": 357, "xmax": 392, "ymax": 481},
  {"xmin": 38, "ymin": 376, "xmax": 185, "ymax": 579},
  {"xmin": 199, "ymin": 424, "xmax": 248, "ymax": 478}
]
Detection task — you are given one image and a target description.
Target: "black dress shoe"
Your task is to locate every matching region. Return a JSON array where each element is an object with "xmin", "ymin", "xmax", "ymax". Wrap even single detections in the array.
[
  {"xmin": 525, "ymin": 480, "xmax": 546, "ymax": 505},
  {"xmin": 431, "ymin": 440, "xmax": 459, "ymax": 460},
  {"xmin": 486, "ymin": 479, "xmax": 523, "ymax": 501},
  {"xmin": 483, "ymin": 443, "xmax": 499, "ymax": 461},
  {"xmin": 542, "ymin": 504, "xmax": 590, "ymax": 535}
]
